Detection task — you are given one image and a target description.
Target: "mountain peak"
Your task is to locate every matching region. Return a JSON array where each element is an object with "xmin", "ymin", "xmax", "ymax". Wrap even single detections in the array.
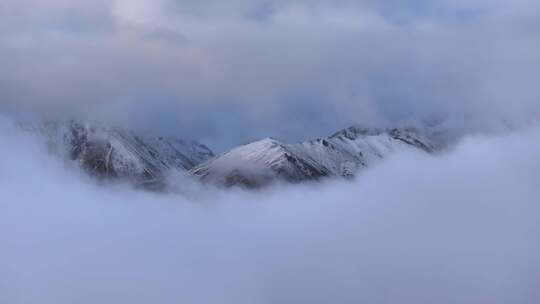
[{"xmin": 190, "ymin": 137, "xmax": 329, "ymax": 188}]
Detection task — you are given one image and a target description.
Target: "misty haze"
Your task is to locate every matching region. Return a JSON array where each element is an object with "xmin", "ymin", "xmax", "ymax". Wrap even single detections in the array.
[{"xmin": 1, "ymin": 1, "xmax": 540, "ymax": 303}]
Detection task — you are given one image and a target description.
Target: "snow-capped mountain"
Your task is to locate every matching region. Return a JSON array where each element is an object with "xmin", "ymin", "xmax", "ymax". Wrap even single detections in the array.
[
  {"xmin": 19, "ymin": 119, "xmax": 440, "ymax": 190},
  {"xmin": 191, "ymin": 125, "xmax": 436, "ymax": 188},
  {"xmin": 190, "ymin": 138, "xmax": 331, "ymax": 188},
  {"xmin": 21, "ymin": 120, "xmax": 214, "ymax": 189}
]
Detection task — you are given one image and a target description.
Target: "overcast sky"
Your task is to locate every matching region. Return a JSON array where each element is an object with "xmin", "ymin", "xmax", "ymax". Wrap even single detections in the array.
[{"xmin": 1, "ymin": 0, "xmax": 539, "ymax": 150}]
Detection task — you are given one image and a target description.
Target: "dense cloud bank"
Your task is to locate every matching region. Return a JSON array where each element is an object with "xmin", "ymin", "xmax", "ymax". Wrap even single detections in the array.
[
  {"xmin": 1, "ymin": 0, "xmax": 540, "ymax": 148},
  {"xmin": 1, "ymin": 117, "xmax": 539, "ymax": 303}
]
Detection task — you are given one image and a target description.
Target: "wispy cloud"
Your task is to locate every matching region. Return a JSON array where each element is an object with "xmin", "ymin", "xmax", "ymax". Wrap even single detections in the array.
[{"xmin": 1, "ymin": 0, "xmax": 539, "ymax": 148}]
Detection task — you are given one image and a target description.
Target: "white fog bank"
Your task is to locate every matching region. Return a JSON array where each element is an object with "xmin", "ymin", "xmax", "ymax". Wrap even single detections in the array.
[{"xmin": 1, "ymin": 120, "xmax": 540, "ymax": 304}]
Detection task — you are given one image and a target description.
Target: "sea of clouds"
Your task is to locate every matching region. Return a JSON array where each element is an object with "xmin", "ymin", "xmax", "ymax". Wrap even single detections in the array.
[
  {"xmin": 1, "ymin": 1, "xmax": 539, "ymax": 302},
  {"xmin": 1, "ymin": 116, "xmax": 539, "ymax": 303}
]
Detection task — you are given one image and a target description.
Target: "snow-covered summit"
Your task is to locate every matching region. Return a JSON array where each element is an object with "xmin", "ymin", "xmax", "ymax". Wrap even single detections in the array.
[{"xmin": 190, "ymin": 138, "xmax": 330, "ymax": 188}]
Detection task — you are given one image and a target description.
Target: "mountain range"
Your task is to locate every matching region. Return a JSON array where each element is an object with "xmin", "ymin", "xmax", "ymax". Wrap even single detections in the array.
[{"xmin": 21, "ymin": 120, "xmax": 439, "ymax": 189}]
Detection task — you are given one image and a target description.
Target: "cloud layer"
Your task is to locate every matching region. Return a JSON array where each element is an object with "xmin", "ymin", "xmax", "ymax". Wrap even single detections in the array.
[
  {"xmin": 1, "ymin": 0, "xmax": 540, "ymax": 148},
  {"xmin": 1, "ymin": 115, "xmax": 540, "ymax": 303}
]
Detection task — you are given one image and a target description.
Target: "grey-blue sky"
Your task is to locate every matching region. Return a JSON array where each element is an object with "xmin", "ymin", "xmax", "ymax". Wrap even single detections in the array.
[{"xmin": 1, "ymin": 0, "xmax": 539, "ymax": 150}]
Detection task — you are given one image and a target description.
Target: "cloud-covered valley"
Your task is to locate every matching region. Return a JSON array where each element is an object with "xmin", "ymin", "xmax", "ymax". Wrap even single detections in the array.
[{"xmin": 1, "ymin": 116, "xmax": 539, "ymax": 303}]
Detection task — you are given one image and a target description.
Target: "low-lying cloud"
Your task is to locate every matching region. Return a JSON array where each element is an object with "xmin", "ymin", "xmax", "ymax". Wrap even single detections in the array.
[
  {"xmin": 1, "ymin": 116, "xmax": 539, "ymax": 303},
  {"xmin": 1, "ymin": 0, "xmax": 540, "ymax": 148}
]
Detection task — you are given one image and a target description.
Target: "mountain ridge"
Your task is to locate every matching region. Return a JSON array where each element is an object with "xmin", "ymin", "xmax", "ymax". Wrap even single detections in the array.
[
  {"xmin": 19, "ymin": 119, "xmax": 439, "ymax": 190},
  {"xmin": 20, "ymin": 119, "xmax": 214, "ymax": 189},
  {"xmin": 191, "ymin": 125, "xmax": 437, "ymax": 188}
]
